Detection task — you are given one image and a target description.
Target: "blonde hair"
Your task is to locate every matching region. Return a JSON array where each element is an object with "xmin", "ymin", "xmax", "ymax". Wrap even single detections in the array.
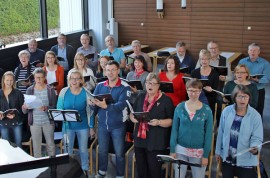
[
  {"xmin": 1, "ymin": 71, "xmax": 16, "ymax": 89},
  {"xmin": 44, "ymin": 51, "xmax": 59, "ymax": 66},
  {"xmin": 199, "ymin": 49, "xmax": 211, "ymax": 60},
  {"xmin": 68, "ymin": 70, "xmax": 84, "ymax": 87},
  {"xmin": 234, "ymin": 64, "xmax": 250, "ymax": 80},
  {"xmin": 73, "ymin": 52, "xmax": 87, "ymax": 71}
]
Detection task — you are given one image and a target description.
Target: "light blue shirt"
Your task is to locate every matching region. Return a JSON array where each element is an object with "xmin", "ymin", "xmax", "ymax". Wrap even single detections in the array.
[
  {"xmin": 57, "ymin": 46, "xmax": 69, "ymax": 71},
  {"xmin": 100, "ymin": 48, "xmax": 125, "ymax": 64},
  {"xmin": 239, "ymin": 57, "xmax": 270, "ymax": 90},
  {"xmin": 215, "ymin": 104, "xmax": 263, "ymax": 167}
]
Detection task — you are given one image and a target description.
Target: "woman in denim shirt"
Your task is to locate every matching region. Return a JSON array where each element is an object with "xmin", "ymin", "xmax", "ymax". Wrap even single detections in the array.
[{"xmin": 215, "ymin": 84, "xmax": 263, "ymax": 178}]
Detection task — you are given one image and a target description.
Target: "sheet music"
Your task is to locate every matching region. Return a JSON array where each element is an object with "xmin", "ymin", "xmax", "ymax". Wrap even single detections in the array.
[
  {"xmin": 220, "ymin": 52, "xmax": 235, "ymax": 59},
  {"xmin": 23, "ymin": 94, "xmax": 43, "ymax": 109},
  {"xmin": 51, "ymin": 111, "xmax": 65, "ymax": 121},
  {"xmin": 64, "ymin": 112, "xmax": 78, "ymax": 122},
  {"xmin": 234, "ymin": 140, "xmax": 270, "ymax": 157}
]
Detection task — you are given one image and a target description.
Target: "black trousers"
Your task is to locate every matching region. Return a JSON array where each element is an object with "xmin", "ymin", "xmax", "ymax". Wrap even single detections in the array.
[
  {"xmin": 222, "ymin": 162, "xmax": 256, "ymax": 178},
  {"xmin": 256, "ymin": 88, "xmax": 265, "ymax": 118},
  {"xmin": 134, "ymin": 147, "xmax": 166, "ymax": 178}
]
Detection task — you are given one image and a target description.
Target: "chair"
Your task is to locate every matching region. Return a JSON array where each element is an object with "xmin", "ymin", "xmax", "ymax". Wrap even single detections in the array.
[
  {"xmin": 213, "ymin": 102, "xmax": 227, "ymax": 131},
  {"xmin": 132, "ymin": 153, "xmax": 170, "ymax": 178},
  {"xmin": 22, "ymin": 137, "xmax": 33, "ymax": 156},
  {"xmin": 21, "ymin": 126, "xmax": 33, "ymax": 156}
]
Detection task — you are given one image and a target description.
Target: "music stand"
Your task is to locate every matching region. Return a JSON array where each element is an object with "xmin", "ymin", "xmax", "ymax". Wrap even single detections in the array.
[
  {"xmin": 157, "ymin": 155, "xmax": 201, "ymax": 178},
  {"xmin": 48, "ymin": 109, "xmax": 82, "ymax": 153}
]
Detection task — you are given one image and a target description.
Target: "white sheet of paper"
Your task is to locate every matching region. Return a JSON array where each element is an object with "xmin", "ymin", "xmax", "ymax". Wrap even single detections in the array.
[
  {"xmin": 220, "ymin": 52, "xmax": 235, "ymax": 59},
  {"xmin": 24, "ymin": 94, "xmax": 43, "ymax": 109}
]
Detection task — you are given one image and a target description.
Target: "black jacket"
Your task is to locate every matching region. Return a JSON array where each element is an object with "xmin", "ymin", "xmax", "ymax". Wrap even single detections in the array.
[{"xmin": 0, "ymin": 88, "xmax": 24, "ymax": 126}]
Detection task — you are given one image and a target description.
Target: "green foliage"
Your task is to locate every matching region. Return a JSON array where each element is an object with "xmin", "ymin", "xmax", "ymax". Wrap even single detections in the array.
[{"xmin": 0, "ymin": 0, "xmax": 59, "ymax": 36}]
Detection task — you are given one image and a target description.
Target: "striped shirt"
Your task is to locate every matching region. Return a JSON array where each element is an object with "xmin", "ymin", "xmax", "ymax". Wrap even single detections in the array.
[
  {"xmin": 14, "ymin": 65, "xmax": 35, "ymax": 94},
  {"xmin": 33, "ymin": 88, "xmax": 50, "ymax": 125}
]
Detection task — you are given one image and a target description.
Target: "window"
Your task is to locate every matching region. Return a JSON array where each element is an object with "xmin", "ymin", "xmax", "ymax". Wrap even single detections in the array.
[{"xmin": 0, "ymin": 0, "xmax": 40, "ymax": 46}]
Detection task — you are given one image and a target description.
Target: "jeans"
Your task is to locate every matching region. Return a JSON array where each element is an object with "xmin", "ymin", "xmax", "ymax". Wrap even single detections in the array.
[
  {"xmin": 0, "ymin": 124, "xmax": 22, "ymax": 148},
  {"xmin": 222, "ymin": 161, "xmax": 256, "ymax": 178},
  {"xmin": 174, "ymin": 154, "xmax": 206, "ymax": 178},
  {"xmin": 30, "ymin": 123, "xmax": 55, "ymax": 158},
  {"xmin": 66, "ymin": 128, "xmax": 89, "ymax": 171},
  {"xmin": 98, "ymin": 125, "xmax": 126, "ymax": 177}
]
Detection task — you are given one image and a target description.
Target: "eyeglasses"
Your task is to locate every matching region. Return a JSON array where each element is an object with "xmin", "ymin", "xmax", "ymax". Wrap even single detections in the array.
[
  {"xmin": 187, "ymin": 90, "xmax": 201, "ymax": 94},
  {"xmin": 145, "ymin": 82, "xmax": 159, "ymax": 86},
  {"xmin": 106, "ymin": 69, "xmax": 118, "ymax": 73},
  {"xmin": 235, "ymin": 72, "xmax": 247, "ymax": 75},
  {"xmin": 76, "ymin": 58, "xmax": 85, "ymax": 61},
  {"xmin": 35, "ymin": 77, "xmax": 45, "ymax": 80},
  {"xmin": 70, "ymin": 78, "xmax": 81, "ymax": 81},
  {"xmin": 236, "ymin": 95, "xmax": 249, "ymax": 100}
]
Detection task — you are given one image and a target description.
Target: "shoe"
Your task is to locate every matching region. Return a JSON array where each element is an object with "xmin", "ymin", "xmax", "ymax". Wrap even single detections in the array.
[
  {"xmin": 95, "ymin": 174, "xmax": 105, "ymax": 178},
  {"xmin": 83, "ymin": 170, "xmax": 88, "ymax": 178}
]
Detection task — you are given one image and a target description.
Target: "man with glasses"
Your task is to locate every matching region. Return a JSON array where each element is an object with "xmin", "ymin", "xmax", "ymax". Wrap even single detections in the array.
[
  {"xmin": 90, "ymin": 60, "xmax": 131, "ymax": 178},
  {"xmin": 100, "ymin": 35, "xmax": 126, "ymax": 76},
  {"xmin": 239, "ymin": 43, "xmax": 270, "ymax": 117}
]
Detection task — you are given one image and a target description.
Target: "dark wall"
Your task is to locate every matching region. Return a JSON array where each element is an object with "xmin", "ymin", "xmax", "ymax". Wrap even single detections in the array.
[{"xmin": 0, "ymin": 30, "xmax": 91, "ymax": 72}]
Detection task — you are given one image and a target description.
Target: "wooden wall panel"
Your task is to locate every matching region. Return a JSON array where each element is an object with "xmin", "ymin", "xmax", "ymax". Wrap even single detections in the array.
[{"xmin": 114, "ymin": 0, "xmax": 270, "ymax": 61}]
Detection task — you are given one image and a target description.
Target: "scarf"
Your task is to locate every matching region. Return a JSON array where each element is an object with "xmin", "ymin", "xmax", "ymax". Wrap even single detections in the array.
[
  {"xmin": 134, "ymin": 69, "xmax": 145, "ymax": 79},
  {"xmin": 137, "ymin": 91, "xmax": 160, "ymax": 139}
]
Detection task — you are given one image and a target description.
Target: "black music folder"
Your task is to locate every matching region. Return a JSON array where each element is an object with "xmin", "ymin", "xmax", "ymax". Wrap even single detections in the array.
[
  {"xmin": 48, "ymin": 109, "xmax": 81, "ymax": 122},
  {"xmin": 182, "ymin": 76, "xmax": 209, "ymax": 87},
  {"xmin": 126, "ymin": 100, "xmax": 150, "ymax": 121},
  {"xmin": 1, "ymin": 108, "xmax": 19, "ymax": 117},
  {"xmin": 160, "ymin": 81, "xmax": 174, "ymax": 93},
  {"xmin": 16, "ymin": 74, "xmax": 34, "ymax": 86},
  {"xmin": 85, "ymin": 89, "xmax": 114, "ymax": 104},
  {"xmin": 85, "ymin": 53, "xmax": 94, "ymax": 59},
  {"xmin": 210, "ymin": 65, "xmax": 228, "ymax": 76},
  {"xmin": 122, "ymin": 79, "xmax": 143, "ymax": 90},
  {"xmin": 250, "ymin": 74, "xmax": 264, "ymax": 79},
  {"xmin": 49, "ymin": 81, "xmax": 59, "ymax": 87},
  {"xmin": 179, "ymin": 66, "xmax": 189, "ymax": 74}
]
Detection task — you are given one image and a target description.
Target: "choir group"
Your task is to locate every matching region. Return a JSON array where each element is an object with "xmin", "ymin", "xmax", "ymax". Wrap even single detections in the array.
[{"xmin": 0, "ymin": 34, "xmax": 269, "ymax": 178}]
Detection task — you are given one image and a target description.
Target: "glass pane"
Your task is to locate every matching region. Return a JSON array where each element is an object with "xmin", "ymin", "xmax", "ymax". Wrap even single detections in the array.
[
  {"xmin": 47, "ymin": 0, "xmax": 60, "ymax": 37},
  {"xmin": 48, "ymin": 0, "xmax": 83, "ymax": 37},
  {"xmin": 0, "ymin": 0, "xmax": 40, "ymax": 46}
]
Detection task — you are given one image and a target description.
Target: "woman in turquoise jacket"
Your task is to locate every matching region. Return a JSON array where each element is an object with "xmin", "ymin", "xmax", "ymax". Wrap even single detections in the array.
[
  {"xmin": 215, "ymin": 84, "xmax": 263, "ymax": 178},
  {"xmin": 170, "ymin": 78, "xmax": 213, "ymax": 178}
]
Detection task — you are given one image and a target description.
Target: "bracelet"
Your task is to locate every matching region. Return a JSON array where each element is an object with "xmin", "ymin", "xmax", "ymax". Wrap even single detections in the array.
[{"xmin": 158, "ymin": 120, "xmax": 161, "ymax": 126}]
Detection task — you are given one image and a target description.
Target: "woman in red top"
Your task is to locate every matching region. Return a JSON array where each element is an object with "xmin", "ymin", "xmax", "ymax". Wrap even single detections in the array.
[
  {"xmin": 43, "ymin": 51, "xmax": 64, "ymax": 95},
  {"xmin": 159, "ymin": 55, "xmax": 186, "ymax": 107}
]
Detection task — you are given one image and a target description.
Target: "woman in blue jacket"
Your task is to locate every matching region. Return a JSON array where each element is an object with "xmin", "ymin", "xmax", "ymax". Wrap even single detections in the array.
[
  {"xmin": 57, "ymin": 70, "xmax": 92, "ymax": 177},
  {"xmin": 215, "ymin": 84, "xmax": 263, "ymax": 178}
]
